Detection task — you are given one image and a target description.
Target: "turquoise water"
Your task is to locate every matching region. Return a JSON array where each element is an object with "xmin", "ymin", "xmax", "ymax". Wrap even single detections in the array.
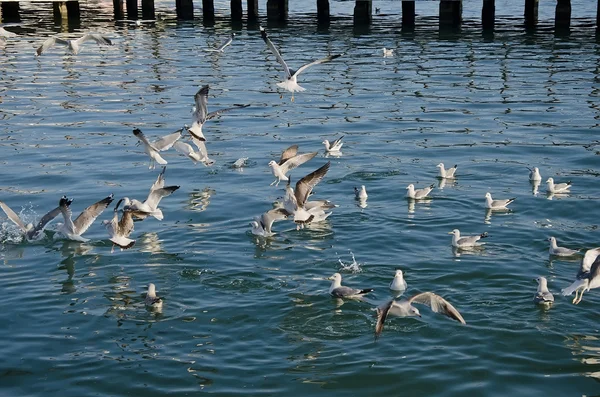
[{"xmin": 1, "ymin": 3, "xmax": 600, "ymax": 396}]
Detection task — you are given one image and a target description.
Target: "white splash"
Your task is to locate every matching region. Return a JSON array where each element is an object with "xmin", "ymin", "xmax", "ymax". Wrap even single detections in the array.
[{"xmin": 337, "ymin": 252, "xmax": 363, "ymax": 273}]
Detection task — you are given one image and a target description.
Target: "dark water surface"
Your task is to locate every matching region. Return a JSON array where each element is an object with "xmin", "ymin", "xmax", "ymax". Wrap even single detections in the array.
[{"xmin": 1, "ymin": 1, "xmax": 600, "ymax": 396}]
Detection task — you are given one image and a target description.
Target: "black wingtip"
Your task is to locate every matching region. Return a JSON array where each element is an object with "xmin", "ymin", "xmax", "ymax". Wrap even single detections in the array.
[
  {"xmin": 331, "ymin": 54, "xmax": 343, "ymax": 60},
  {"xmin": 59, "ymin": 196, "xmax": 73, "ymax": 207},
  {"xmin": 453, "ymin": 164, "xmax": 458, "ymax": 169},
  {"xmin": 480, "ymin": 232, "xmax": 489, "ymax": 238},
  {"xmin": 359, "ymin": 288, "xmax": 374, "ymax": 294}
]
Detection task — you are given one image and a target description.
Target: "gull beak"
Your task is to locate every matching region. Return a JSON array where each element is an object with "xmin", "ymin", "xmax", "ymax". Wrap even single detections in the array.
[{"xmin": 447, "ymin": 231, "xmax": 454, "ymax": 235}]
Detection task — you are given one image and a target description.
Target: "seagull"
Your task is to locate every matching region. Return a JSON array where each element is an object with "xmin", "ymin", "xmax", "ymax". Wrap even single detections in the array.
[
  {"xmin": 250, "ymin": 208, "xmax": 289, "ymax": 237},
  {"xmin": 285, "ymin": 162, "xmax": 331, "ymax": 226},
  {"xmin": 187, "ymin": 85, "xmax": 249, "ymax": 142},
  {"xmin": 203, "ymin": 33, "xmax": 235, "ymax": 53},
  {"xmin": 527, "ymin": 167, "xmax": 542, "ymax": 182},
  {"xmin": 322, "ymin": 136, "xmax": 344, "ymax": 153},
  {"xmin": 132, "ymin": 128, "xmax": 182, "ymax": 169},
  {"xmin": 328, "ymin": 273, "xmax": 374, "ymax": 299},
  {"xmin": 548, "ymin": 237, "xmax": 580, "ymax": 257},
  {"xmin": 436, "ymin": 163, "xmax": 457, "ymax": 179},
  {"xmin": 56, "ymin": 194, "xmax": 114, "ymax": 242},
  {"xmin": 102, "ymin": 198, "xmax": 135, "ymax": 251},
  {"xmin": 406, "ymin": 183, "xmax": 434, "ymax": 200},
  {"xmin": 269, "ymin": 144, "xmax": 318, "ymax": 187},
  {"xmin": 36, "ymin": 33, "xmax": 112, "ymax": 55},
  {"xmin": 259, "ymin": 26, "xmax": 342, "ymax": 101},
  {"xmin": 0, "ymin": 27, "xmax": 17, "ymax": 39},
  {"xmin": 533, "ymin": 276, "xmax": 554, "ymax": 306},
  {"xmin": 448, "ymin": 229, "xmax": 488, "ymax": 248},
  {"xmin": 354, "ymin": 185, "xmax": 368, "ymax": 200},
  {"xmin": 389, "ymin": 269, "xmax": 407, "ymax": 292},
  {"xmin": 123, "ymin": 167, "xmax": 180, "ymax": 221},
  {"xmin": 0, "ymin": 197, "xmax": 66, "ymax": 241},
  {"xmin": 561, "ymin": 247, "xmax": 600, "ymax": 304},
  {"xmin": 382, "ymin": 48, "xmax": 394, "ymax": 57},
  {"xmin": 232, "ymin": 157, "xmax": 248, "ymax": 169},
  {"xmin": 172, "ymin": 139, "xmax": 214, "ymax": 166},
  {"xmin": 546, "ymin": 177, "xmax": 571, "ymax": 194},
  {"xmin": 145, "ymin": 283, "xmax": 163, "ymax": 309},
  {"xmin": 484, "ymin": 192, "xmax": 515, "ymax": 210},
  {"xmin": 375, "ymin": 292, "xmax": 466, "ymax": 339}
]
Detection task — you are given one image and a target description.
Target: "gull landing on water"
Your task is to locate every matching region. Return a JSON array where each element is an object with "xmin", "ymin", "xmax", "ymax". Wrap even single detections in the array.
[
  {"xmin": 375, "ymin": 292, "xmax": 466, "ymax": 339},
  {"xmin": 250, "ymin": 208, "xmax": 289, "ymax": 237},
  {"xmin": 322, "ymin": 136, "xmax": 344, "ymax": 154},
  {"xmin": 269, "ymin": 144, "xmax": 318, "ymax": 187},
  {"xmin": 0, "ymin": 197, "xmax": 66, "ymax": 241},
  {"xmin": 203, "ymin": 33, "xmax": 235, "ymax": 53},
  {"xmin": 56, "ymin": 194, "xmax": 114, "ymax": 242},
  {"xmin": 328, "ymin": 273, "xmax": 374, "ymax": 299},
  {"xmin": 259, "ymin": 26, "xmax": 342, "ymax": 101},
  {"xmin": 123, "ymin": 167, "xmax": 179, "ymax": 221},
  {"xmin": 36, "ymin": 33, "xmax": 112, "ymax": 55},
  {"xmin": 173, "ymin": 139, "xmax": 214, "ymax": 166},
  {"xmin": 284, "ymin": 162, "xmax": 331, "ymax": 227},
  {"xmin": 132, "ymin": 128, "xmax": 182, "ymax": 169},
  {"xmin": 102, "ymin": 198, "xmax": 135, "ymax": 252},
  {"xmin": 562, "ymin": 247, "xmax": 600, "ymax": 304}
]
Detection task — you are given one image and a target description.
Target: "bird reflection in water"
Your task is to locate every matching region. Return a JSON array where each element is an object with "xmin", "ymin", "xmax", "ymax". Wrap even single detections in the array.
[
  {"xmin": 187, "ymin": 187, "xmax": 216, "ymax": 212},
  {"xmin": 139, "ymin": 232, "xmax": 163, "ymax": 254}
]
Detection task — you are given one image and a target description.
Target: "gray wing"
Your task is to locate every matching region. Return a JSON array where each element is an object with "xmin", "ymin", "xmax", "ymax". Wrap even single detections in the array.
[
  {"xmin": 145, "ymin": 186, "xmax": 179, "ymax": 209},
  {"xmin": 375, "ymin": 299, "xmax": 395, "ymax": 339},
  {"xmin": 216, "ymin": 34, "xmax": 233, "ymax": 51},
  {"xmin": 535, "ymin": 291, "xmax": 554, "ymax": 303},
  {"xmin": 153, "ymin": 129, "xmax": 182, "ymax": 151},
  {"xmin": 73, "ymin": 194, "xmax": 114, "ymax": 235},
  {"xmin": 190, "ymin": 137, "xmax": 210, "ymax": 161},
  {"xmin": 260, "ymin": 208, "xmax": 289, "ymax": 232},
  {"xmin": 280, "ymin": 151, "xmax": 318, "ymax": 175},
  {"xmin": 205, "ymin": 104, "xmax": 250, "ymax": 121},
  {"xmin": 36, "ymin": 37, "xmax": 69, "ymax": 55},
  {"xmin": 27, "ymin": 199, "xmax": 68, "ymax": 240},
  {"xmin": 278, "ymin": 144, "xmax": 298, "ymax": 165},
  {"xmin": 259, "ymin": 26, "xmax": 291, "ymax": 78},
  {"xmin": 118, "ymin": 209, "xmax": 135, "ymax": 238},
  {"xmin": 330, "ymin": 136, "xmax": 344, "ymax": 148},
  {"xmin": 133, "ymin": 128, "xmax": 159, "ymax": 151},
  {"xmin": 193, "ymin": 85, "xmax": 209, "ymax": 125},
  {"xmin": 77, "ymin": 33, "xmax": 112, "ymax": 46},
  {"xmin": 294, "ymin": 161, "xmax": 330, "ymax": 207},
  {"xmin": 457, "ymin": 235, "xmax": 480, "ymax": 246},
  {"xmin": 578, "ymin": 248, "xmax": 600, "ymax": 279},
  {"xmin": 408, "ymin": 292, "xmax": 466, "ymax": 324},
  {"xmin": 0, "ymin": 201, "xmax": 27, "ymax": 232},
  {"xmin": 294, "ymin": 54, "xmax": 342, "ymax": 77},
  {"xmin": 330, "ymin": 286, "xmax": 360, "ymax": 298}
]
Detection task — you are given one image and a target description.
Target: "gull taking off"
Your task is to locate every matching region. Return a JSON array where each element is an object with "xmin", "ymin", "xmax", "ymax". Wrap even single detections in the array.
[
  {"xmin": 123, "ymin": 167, "xmax": 180, "ymax": 221},
  {"xmin": 562, "ymin": 247, "xmax": 600, "ymax": 304},
  {"xmin": 269, "ymin": 144, "xmax": 318, "ymax": 187},
  {"xmin": 259, "ymin": 26, "xmax": 342, "ymax": 100},
  {"xmin": 548, "ymin": 237, "xmax": 580, "ymax": 257},
  {"xmin": 250, "ymin": 208, "xmax": 289, "ymax": 237},
  {"xmin": 56, "ymin": 194, "xmax": 114, "ymax": 242},
  {"xmin": 203, "ymin": 33, "xmax": 235, "ymax": 53},
  {"xmin": 145, "ymin": 283, "xmax": 163, "ymax": 309},
  {"xmin": 436, "ymin": 163, "xmax": 457, "ymax": 179},
  {"xmin": 285, "ymin": 162, "xmax": 331, "ymax": 226},
  {"xmin": 406, "ymin": 183, "xmax": 434, "ymax": 200},
  {"xmin": 133, "ymin": 128, "xmax": 182, "ymax": 169},
  {"xmin": 102, "ymin": 198, "xmax": 135, "ymax": 251},
  {"xmin": 527, "ymin": 167, "xmax": 542, "ymax": 182},
  {"xmin": 323, "ymin": 136, "xmax": 344, "ymax": 153},
  {"xmin": 36, "ymin": 33, "xmax": 112, "ymax": 55},
  {"xmin": 0, "ymin": 197, "xmax": 66, "ymax": 241},
  {"xmin": 546, "ymin": 177, "xmax": 571, "ymax": 194},
  {"xmin": 389, "ymin": 269, "xmax": 407, "ymax": 292},
  {"xmin": 485, "ymin": 192, "xmax": 515, "ymax": 210},
  {"xmin": 328, "ymin": 273, "xmax": 374, "ymax": 299},
  {"xmin": 375, "ymin": 292, "xmax": 466, "ymax": 339},
  {"xmin": 533, "ymin": 277, "xmax": 554, "ymax": 306},
  {"xmin": 449, "ymin": 229, "xmax": 488, "ymax": 248}
]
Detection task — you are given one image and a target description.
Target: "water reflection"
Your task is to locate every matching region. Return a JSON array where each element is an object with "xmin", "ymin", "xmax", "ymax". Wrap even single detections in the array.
[
  {"xmin": 530, "ymin": 179, "xmax": 541, "ymax": 196},
  {"xmin": 484, "ymin": 208, "xmax": 513, "ymax": 224},
  {"xmin": 139, "ymin": 231, "xmax": 163, "ymax": 254},
  {"xmin": 565, "ymin": 334, "xmax": 600, "ymax": 383},
  {"xmin": 187, "ymin": 187, "xmax": 216, "ymax": 212}
]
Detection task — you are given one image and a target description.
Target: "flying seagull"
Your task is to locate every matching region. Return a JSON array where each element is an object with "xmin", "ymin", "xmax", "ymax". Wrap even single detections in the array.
[
  {"xmin": 132, "ymin": 128, "xmax": 182, "ymax": 169},
  {"xmin": 203, "ymin": 33, "xmax": 235, "ymax": 53},
  {"xmin": 448, "ymin": 229, "xmax": 488, "ymax": 248},
  {"xmin": 375, "ymin": 292, "xmax": 466, "ymax": 339},
  {"xmin": 173, "ymin": 139, "xmax": 214, "ymax": 166},
  {"xmin": 187, "ymin": 84, "xmax": 249, "ymax": 142},
  {"xmin": 484, "ymin": 192, "xmax": 515, "ymax": 210},
  {"xmin": 56, "ymin": 194, "xmax": 114, "ymax": 242},
  {"xmin": 250, "ymin": 208, "xmax": 289, "ymax": 237},
  {"xmin": 102, "ymin": 198, "xmax": 135, "ymax": 252},
  {"xmin": 259, "ymin": 26, "xmax": 342, "ymax": 101},
  {"xmin": 0, "ymin": 197, "xmax": 67, "ymax": 241},
  {"xmin": 533, "ymin": 276, "xmax": 554, "ymax": 307},
  {"xmin": 562, "ymin": 247, "xmax": 600, "ymax": 304},
  {"xmin": 328, "ymin": 273, "xmax": 374, "ymax": 299},
  {"xmin": 436, "ymin": 163, "xmax": 457, "ymax": 179},
  {"xmin": 123, "ymin": 167, "xmax": 179, "ymax": 221},
  {"xmin": 269, "ymin": 144, "xmax": 318, "ymax": 187},
  {"xmin": 36, "ymin": 33, "xmax": 112, "ymax": 55}
]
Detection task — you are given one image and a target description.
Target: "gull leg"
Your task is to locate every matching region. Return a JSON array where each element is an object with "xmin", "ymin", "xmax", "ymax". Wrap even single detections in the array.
[
  {"xmin": 575, "ymin": 289, "xmax": 585, "ymax": 305},
  {"xmin": 270, "ymin": 179, "xmax": 276, "ymax": 186}
]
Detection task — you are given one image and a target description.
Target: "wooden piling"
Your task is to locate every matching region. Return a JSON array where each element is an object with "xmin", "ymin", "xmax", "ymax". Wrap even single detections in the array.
[
  {"xmin": 482, "ymin": 0, "xmax": 494, "ymax": 30},
  {"xmin": 247, "ymin": 0, "xmax": 258, "ymax": 21},
  {"xmin": 353, "ymin": 0, "xmax": 372, "ymax": 26},
  {"xmin": 231, "ymin": 0, "xmax": 242, "ymax": 21},
  {"xmin": 439, "ymin": 0, "xmax": 461, "ymax": 27},
  {"xmin": 203, "ymin": 0, "xmax": 215, "ymax": 21},
  {"xmin": 524, "ymin": 0, "xmax": 538, "ymax": 29},
  {"xmin": 267, "ymin": 0, "xmax": 287, "ymax": 21},
  {"xmin": 113, "ymin": 0, "xmax": 124, "ymax": 20},
  {"xmin": 52, "ymin": 1, "xmax": 79, "ymax": 22},
  {"xmin": 402, "ymin": 1, "xmax": 415, "ymax": 30},
  {"xmin": 176, "ymin": 0, "xmax": 194, "ymax": 19},
  {"xmin": 1, "ymin": 2, "xmax": 20, "ymax": 22},
  {"xmin": 555, "ymin": 0, "xmax": 571, "ymax": 31},
  {"xmin": 317, "ymin": 0, "xmax": 329, "ymax": 26},
  {"xmin": 126, "ymin": 0, "xmax": 138, "ymax": 19},
  {"xmin": 142, "ymin": 0, "xmax": 155, "ymax": 20}
]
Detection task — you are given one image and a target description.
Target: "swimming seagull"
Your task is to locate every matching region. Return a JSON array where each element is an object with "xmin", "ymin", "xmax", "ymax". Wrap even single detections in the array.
[
  {"xmin": 406, "ymin": 183, "xmax": 434, "ymax": 200},
  {"xmin": 249, "ymin": 208, "xmax": 289, "ymax": 237},
  {"xmin": 484, "ymin": 192, "xmax": 515, "ymax": 210},
  {"xmin": 533, "ymin": 276, "xmax": 554, "ymax": 306},
  {"xmin": 562, "ymin": 247, "xmax": 600, "ymax": 304},
  {"xmin": 548, "ymin": 237, "xmax": 580, "ymax": 257},
  {"xmin": 389, "ymin": 269, "xmax": 407, "ymax": 292},
  {"xmin": 102, "ymin": 198, "xmax": 135, "ymax": 252},
  {"xmin": 269, "ymin": 144, "xmax": 318, "ymax": 187},
  {"xmin": 187, "ymin": 85, "xmax": 250, "ymax": 142},
  {"xmin": 436, "ymin": 163, "xmax": 457, "ymax": 179},
  {"xmin": 36, "ymin": 33, "xmax": 112, "ymax": 55},
  {"xmin": 0, "ymin": 27, "xmax": 17, "ymax": 39},
  {"xmin": 322, "ymin": 136, "xmax": 344, "ymax": 153},
  {"xmin": 172, "ymin": 139, "xmax": 214, "ymax": 166},
  {"xmin": 546, "ymin": 177, "xmax": 571, "ymax": 194},
  {"xmin": 123, "ymin": 167, "xmax": 180, "ymax": 221},
  {"xmin": 328, "ymin": 273, "xmax": 374, "ymax": 299},
  {"xmin": 382, "ymin": 48, "xmax": 394, "ymax": 57},
  {"xmin": 145, "ymin": 283, "xmax": 163, "ymax": 309},
  {"xmin": 448, "ymin": 229, "xmax": 488, "ymax": 248},
  {"xmin": 132, "ymin": 128, "xmax": 182, "ymax": 169},
  {"xmin": 203, "ymin": 33, "xmax": 235, "ymax": 53},
  {"xmin": 0, "ymin": 197, "xmax": 67, "ymax": 241},
  {"xmin": 56, "ymin": 194, "xmax": 114, "ymax": 242},
  {"xmin": 259, "ymin": 26, "xmax": 342, "ymax": 101},
  {"xmin": 354, "ymin": 185, "xmax": 368, "ymax": 200},
  {"xmin": 285, "ymin": 162, "xmax": 331, "ymax": 226},
  {"xmin": 527, "ymin": 167, "xmax": 542, "ymax": 182},
  {"xmin": 375, "ymin": 292, "xmax": 466, "ymax": 339}
]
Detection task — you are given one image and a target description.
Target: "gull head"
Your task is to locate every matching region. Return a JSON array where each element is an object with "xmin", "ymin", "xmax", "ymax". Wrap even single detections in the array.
[
  {"xmin": 322, "ymin": 139, "xmax": 330, "ymax": 146},
  {"xmin": 547, "ymin": 237, "xmax": 556, "ymax": 243},
  {"xmin": 406, "ymin": 184, "xmax": 414, "ymax": 190},
  {"xmin": 436, "ymin": 163, "xmax": 444, "ymax": 168},
  {"xmin": 395, "ymin": 269, "xmax": 404, "ymax": 278},
  {"xmin": 546, "ymin": 178, "xmax": 554, "ymax": 184},
  {"xmin": 268, "ymin": 160, "xmax": 277, "ymax": 168},
  {"xmin": 448, "ymin": 229, "xmax": 460, "ymax": 236},
  {"xmin": 328, "ymin": 273, "xmax": 342, "ymax": 282},
  {"xmin": 534, "ymin": 276, "xmax": 548, "ymax": 289},
  {"xmin": 122, "ymin": 197, "xmax": 132, "ymax": 207},
  {"xmin": 147, "ymin": 283, "xmax": 157, "ymax": 297},
  {"xmin": 410, "ymin": 307, "xmax": 421, "ymax": 317}
]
